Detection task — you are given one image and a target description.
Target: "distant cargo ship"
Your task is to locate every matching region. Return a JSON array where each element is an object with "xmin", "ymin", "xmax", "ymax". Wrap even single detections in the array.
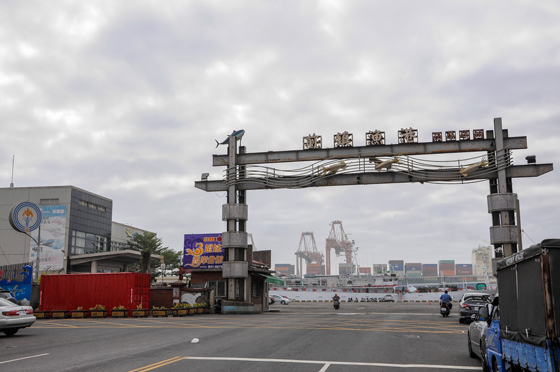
[{"xmin": 271, "ymin": 274, "xmax": 496, "ymax": 302}]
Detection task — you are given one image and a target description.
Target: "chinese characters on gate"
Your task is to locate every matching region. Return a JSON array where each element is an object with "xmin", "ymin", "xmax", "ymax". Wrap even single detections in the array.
[{"xmin": 303, "ymin": 128, "xmax": 485, "ymax": 150}]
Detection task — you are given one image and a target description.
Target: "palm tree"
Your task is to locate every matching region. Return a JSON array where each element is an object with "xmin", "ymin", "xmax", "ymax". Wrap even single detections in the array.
[{"xmin": 127, "ymin": 231, "xmax": 165, "ymax": 274}]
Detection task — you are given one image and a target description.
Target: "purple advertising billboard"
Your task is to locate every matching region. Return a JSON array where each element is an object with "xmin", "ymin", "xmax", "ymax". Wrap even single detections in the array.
[{"xmin": 183, "ymin": 233, "xmax": 224, "ymax": 270}]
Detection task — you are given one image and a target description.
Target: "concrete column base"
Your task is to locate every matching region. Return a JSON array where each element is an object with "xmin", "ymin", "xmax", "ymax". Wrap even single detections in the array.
[{"xmin": 221, "ymin": 301, "xmax": 257, "ymax": 314}]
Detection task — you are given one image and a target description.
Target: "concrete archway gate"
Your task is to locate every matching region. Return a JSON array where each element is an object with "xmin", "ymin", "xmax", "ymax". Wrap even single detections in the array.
[{"xmin": 195, "ymin": 118, "xmax": 553, "ymax": 307}]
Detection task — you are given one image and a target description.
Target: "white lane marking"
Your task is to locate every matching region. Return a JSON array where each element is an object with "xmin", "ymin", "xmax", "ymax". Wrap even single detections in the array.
[
  {"xmin": 276, "ymin": 312, "xmax": 448, "ymax": 316},
  {"xmin": 184, "ymin": 356, "xmax": 481, "ymax": 370},
  {"xmin": 318, "ymin": 363, "xmax": 331, "ymax": 372},
  {"xmin": 0, "ymin": 353, "xmax": 50, "ymax": 365}
]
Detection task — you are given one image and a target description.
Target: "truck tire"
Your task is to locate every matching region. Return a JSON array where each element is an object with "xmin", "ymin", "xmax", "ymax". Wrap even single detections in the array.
[{"xmin": 492, "ymin": 357, "xmax": 499, "ymax": 372}]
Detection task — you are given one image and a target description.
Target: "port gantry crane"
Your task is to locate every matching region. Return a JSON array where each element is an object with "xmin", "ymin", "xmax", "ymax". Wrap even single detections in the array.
[
  {"xmin": 325, "ymin": 221, "xmax": 355, "ymax": 275},
  {"xmin": 295, "ymin": 232, "xmax": 324, "ymax": 278}
]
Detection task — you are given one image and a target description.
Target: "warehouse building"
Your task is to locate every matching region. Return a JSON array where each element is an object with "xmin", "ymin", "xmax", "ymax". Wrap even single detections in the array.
[{"xmin": 0, "ymin": 186, "xmax": 153, "ymax": 275}]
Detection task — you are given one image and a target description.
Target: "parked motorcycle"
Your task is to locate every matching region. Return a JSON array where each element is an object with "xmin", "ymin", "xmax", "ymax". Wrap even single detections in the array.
[{"xmin": 440, "ymin": 302, "xmax": 450, "ymax": 317}]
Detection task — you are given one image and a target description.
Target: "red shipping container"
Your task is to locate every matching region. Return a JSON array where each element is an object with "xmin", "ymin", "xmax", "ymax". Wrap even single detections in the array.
[
  {"xmin": 439, "ymin": 269, "xmax": 456, "ymax": 276},
  {"xmin": 307, "ymin": 263, "xmax": 322, "ymax": 275},
  {"xmin": 39, "ymin": 273, "xmax": 151, "ymax": 312}
]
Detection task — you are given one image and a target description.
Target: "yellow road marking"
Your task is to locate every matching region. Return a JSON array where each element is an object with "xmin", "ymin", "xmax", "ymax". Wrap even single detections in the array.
[
  {"xmin": 128, "ymin": 356, "xmax": 183, "ymax": 372},
  {"xmin": 33, "ymin": 317, "xmax": 466, "ymax": 334}
]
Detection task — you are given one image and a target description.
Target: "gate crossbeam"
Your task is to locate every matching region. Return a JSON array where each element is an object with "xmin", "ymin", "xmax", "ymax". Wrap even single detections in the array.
[
  {"xmin": 195, "ymin": 164, "xmax": 553, "ymax": 192},
  {"xmin": 211, "ymin": 137, "xmax": 528, "ymax": 167}
]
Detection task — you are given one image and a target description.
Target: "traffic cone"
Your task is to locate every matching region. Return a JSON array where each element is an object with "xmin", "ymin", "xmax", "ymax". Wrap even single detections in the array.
[{"xmin": 428, "ymin": 301, "xmax": 431, "ymax": 305}]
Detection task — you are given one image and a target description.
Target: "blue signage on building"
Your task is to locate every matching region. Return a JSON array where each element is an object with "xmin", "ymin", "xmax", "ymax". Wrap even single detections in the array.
[{"xmin": 0, "ymin": 263, "xmax": 33, "ymax": 303}]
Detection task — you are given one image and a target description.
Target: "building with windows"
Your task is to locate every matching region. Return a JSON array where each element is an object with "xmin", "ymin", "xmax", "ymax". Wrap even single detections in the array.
[
  {"xmin": 111, "ymin": 222, "xmax": 152, "ymax": 252},
  {"xmin": 471, "ymin": 245, "xmax": 493, "ymax": 276},
  {"xmin": 0, "ymin": 186, "xmax": 153, "ymax": 275}
]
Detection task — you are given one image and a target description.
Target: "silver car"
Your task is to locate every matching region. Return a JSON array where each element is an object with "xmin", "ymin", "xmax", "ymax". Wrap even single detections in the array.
[
  {"xmin": 0, "ymin": 297, "xmax": 36, "ymax": 336},
  {"xmin": 270, "ymin": 294, "xmax": 290, "ymax": 305},
  {"xmin": 467, "ymin": 302, "xmax": 495, "ymax": 372}
]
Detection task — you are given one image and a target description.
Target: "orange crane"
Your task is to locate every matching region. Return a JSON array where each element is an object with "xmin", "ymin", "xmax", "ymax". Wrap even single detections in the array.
[
  {"xmin": 295, "ymin": 232, "xmax": 324, "ymax": 277},
  {"xmin": 325, "ymin": 221, "xmax": 355, "ymax": 275}
]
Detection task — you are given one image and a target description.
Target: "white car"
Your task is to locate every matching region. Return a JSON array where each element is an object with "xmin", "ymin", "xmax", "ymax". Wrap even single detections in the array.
[
  {"xmin": 270, "ymin": 294, "xmax": 291, "ymax": 305},
  {"xmin": 0, "ymin": 297, "xmax": 36, "ymax": 336},
  {"xmin": 384, "ymin": 294, "xmax": 395, "ymax": 302}
]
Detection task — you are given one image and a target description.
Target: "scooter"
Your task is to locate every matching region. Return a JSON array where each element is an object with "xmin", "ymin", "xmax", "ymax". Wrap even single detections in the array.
[
  {"xmin": 440, "ymin": 302, "xmax": 450, "ymax": 317},
  {"xmin": 333, "ymin": 299, "xmax": 340, "ymax": 310}
]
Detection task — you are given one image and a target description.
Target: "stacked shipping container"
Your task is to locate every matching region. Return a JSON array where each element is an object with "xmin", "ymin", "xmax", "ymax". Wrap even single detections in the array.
[
  {"xmin": 373, "ymin": 264, "xmax": 387, "ymax": 274},
  {"xmin": 455, "ymin": 264, "xmax": 473, "ymax": 275},
  {"xmin": 439, "ymin": 260, "xmax": 455, "ymax": 276},
  {"xmin": 307, "ymin": 263, "xmax": 324, "ymax": 275},
  {"xmin": 275, "ymin": 264, "xmax": 295, "ymax": 275},
  {"xmin": 358, "ymin": 267, "xmax": 372, "ymax": 274},
  {"xmin": 39, "ymin": 273, "xmax": 151, "ymax": 312},
  {"xmin": 422, "ymin": 264, "xmax": 438, "ymax": 276},
  {"xmin": 388, "ymin": 260, "xmax": 404, "ymax": 275},
  {"xmin": 405, "ymin": 263, "xmax": 422, "ymax": 277},
  {"xmin": 338, "ymin": 263, "xmax": 353, "ymax": 275}
]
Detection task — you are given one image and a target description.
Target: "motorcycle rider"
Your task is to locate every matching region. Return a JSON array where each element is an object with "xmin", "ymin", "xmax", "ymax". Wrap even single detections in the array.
[
  {"xmin": 439, "ymin": 290, "xmax": 453, "ymax": 310},
  {"xmin": 332, "ymin": 293, "xmax": 340, "ymax": 310}
]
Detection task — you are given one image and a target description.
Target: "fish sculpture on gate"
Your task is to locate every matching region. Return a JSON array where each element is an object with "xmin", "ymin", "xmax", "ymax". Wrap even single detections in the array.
[
  {"xmin": 215, "ymin": 129, "xmax": 245, "ymax": 148},
  {"xmin": 317, "ymin": 161, "xmax": 347, "ymax": 176},
  {"xmin": 369, "ymin": 156, "xmax": 400, "ymax": 171},
  {"xmin": 460, "ymin": 159, "xmax": 488, "ymax": 177}
]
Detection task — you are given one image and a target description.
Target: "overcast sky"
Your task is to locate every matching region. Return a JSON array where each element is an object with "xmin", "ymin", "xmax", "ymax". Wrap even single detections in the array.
[{"xmin": 1, "ymin": 1, "xmax": 559, "ymax": 274}]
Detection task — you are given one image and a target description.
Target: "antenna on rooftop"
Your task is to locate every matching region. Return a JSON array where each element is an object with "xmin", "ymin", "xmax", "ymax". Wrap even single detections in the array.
[{"xmin": 10, "ymin": 155, "xmax": 14, "ymax": 188}]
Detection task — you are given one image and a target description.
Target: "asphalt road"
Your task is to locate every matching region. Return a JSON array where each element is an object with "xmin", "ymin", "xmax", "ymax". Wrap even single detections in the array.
[{"xmin": 1, "ymin": 302, "xmax": 484, "ymax": 371}]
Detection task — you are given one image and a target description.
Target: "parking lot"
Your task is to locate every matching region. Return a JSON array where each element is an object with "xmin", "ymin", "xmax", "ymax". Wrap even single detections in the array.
[{"xmin": 1, "ymin": 301, "xmax": 483, "ymax": 371}]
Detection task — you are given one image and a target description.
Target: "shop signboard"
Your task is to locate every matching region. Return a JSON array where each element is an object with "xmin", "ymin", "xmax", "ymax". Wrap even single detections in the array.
[{"xmin": 183, "ymin": 233, "xmax": 224, "ymax": 270}]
